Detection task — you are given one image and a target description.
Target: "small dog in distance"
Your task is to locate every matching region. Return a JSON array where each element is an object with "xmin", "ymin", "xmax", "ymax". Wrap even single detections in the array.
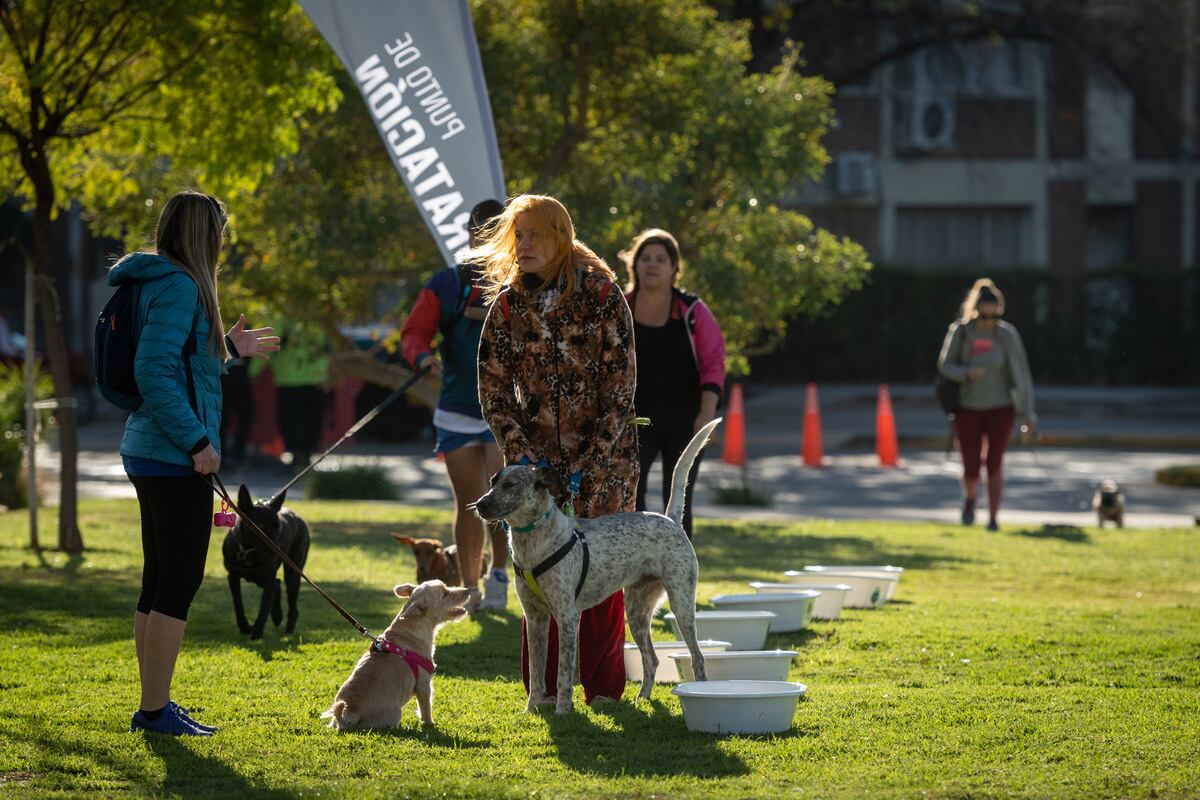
[
  {"xmin": 321, "ymin": 581, "xmax": 470, "ymax": 731},
  {"xmin": 1093, "ymin": 480, "xmax": 1126, "ymax": 528}
]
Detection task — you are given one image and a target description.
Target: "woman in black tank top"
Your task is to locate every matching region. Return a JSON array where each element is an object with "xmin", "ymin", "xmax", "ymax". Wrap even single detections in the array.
[{"xmin": 621, "ymin": 229, "xmax": 725, "ymax": 537}]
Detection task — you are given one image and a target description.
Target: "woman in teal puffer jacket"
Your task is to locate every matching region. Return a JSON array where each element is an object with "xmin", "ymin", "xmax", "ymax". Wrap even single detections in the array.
[{"xmin": 112, "ymin": 191, "xmax": 279, "ymax": 737}]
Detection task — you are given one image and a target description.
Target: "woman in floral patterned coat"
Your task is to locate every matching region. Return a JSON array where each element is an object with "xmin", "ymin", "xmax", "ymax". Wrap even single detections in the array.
[{"xmin": 473, "ymin": 194, "xmax": 637, "ymax": 705}]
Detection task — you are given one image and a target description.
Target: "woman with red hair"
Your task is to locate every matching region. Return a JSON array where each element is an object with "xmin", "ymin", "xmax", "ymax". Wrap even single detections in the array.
[{"xmin": 474, "ymin": 194, "xmax": 637, "ymax": 706}]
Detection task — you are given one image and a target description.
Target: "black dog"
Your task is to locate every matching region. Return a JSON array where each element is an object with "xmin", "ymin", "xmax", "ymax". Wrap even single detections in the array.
[{"xmin": 222, "ymin": 484, "xmax": 311, "ymax": 640}]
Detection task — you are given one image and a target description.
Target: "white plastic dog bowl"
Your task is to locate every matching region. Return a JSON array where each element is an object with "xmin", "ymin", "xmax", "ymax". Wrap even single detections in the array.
[
  {"xmin": 672, "ymin": 680, "xmax": 807, "ymax": 734},
  {"xmin": 709, "ymin": 592, "xmax": 819, "ymax": 633},
  {"xmin": 784, "ymin": 570, "xmax": 893, "ymax": 609},
  {"xmin": 623, "ymin": 640, "xmax": 731, "ymax": 683},
  {"xmin": 670, "ymin": 649, "xmax": 797, "ymax": 682},
  {"xmin": 803, "ymin": 565, "xmax": 904, "ymax": 601},
  {"xmin": 749, "ymin": 582, "xmax": 850, "ymax": 620},
  {"xmin": 665, "ymin": 610, "xmax": 776, "ymax": 651}
]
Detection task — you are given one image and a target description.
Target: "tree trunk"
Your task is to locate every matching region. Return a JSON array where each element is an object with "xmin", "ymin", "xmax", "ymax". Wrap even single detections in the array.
[{"xmin": 27, "ymin": 146, "xmax": 84, "ymax": 554}]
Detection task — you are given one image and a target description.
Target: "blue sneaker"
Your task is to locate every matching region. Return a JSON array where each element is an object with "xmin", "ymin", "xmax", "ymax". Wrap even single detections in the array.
[
  {"xmin": 169, "ymin": 701, "xmax": 218, "ymax": 733},
  {"xmin": 130, "ymin": 703, "xmax": 212, "ymax": 736}
]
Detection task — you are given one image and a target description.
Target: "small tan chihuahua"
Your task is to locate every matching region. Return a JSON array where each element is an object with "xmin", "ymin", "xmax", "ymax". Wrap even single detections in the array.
[{"xmin": 321, "ymin": 580, "xmax": 471, "ymax": 731}]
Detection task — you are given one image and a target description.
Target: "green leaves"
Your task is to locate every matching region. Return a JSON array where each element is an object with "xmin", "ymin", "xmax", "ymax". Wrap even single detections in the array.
[
  {"xmin": 2, "ymin": 0, "xmax": 872, "ymax": 371},
  {"xmin": 0, "ymin": 0, "xmax": 339, "ymax": 237}
]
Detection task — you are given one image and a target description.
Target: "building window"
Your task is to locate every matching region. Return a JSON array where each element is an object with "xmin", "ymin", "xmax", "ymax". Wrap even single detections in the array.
[
  {"xmin": 895, "ymin": 206, "xmax": 1033, "ymax": 269},
  {"xmin": 1086, "ymin": 206, "xmax": 1132, "ymax": 270}
]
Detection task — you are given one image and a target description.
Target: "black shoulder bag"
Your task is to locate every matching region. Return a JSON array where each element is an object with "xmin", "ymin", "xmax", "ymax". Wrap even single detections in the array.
[{"xmin": 933, "ymin": 327, "xmax": 968, "ymax": 417}]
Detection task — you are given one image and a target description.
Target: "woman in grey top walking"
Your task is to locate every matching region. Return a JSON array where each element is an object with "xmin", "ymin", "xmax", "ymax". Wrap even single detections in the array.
[{"xmin": 938, "ymin": 279, "xmax": 1036, "ymax": 531}]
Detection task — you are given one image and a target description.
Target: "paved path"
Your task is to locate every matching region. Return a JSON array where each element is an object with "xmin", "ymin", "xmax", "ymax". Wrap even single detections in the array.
[{"xmin": 33, "ymin": 384, "xmax": 1200, "ymax": 529}]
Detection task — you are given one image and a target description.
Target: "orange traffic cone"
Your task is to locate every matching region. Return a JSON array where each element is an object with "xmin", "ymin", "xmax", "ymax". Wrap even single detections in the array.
[
  {"xmin": 876, "ymin": 384, "xmax": 899, "ymax": 467},
  {"xmin": 802, "ymin": 383, "xmax": 824, "ymax": 467},
  {"xmin": 263, "ymin": 434, "xmax": 284, "ymax": 458},
  {"xmin": 721, "ymin": 382, "xmax": 746, "ymax": 467}
]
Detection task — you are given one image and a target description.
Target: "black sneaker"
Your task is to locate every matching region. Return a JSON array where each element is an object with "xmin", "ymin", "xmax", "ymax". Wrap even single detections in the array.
[
  {"xmin": 961, "ymin": 499, "xmax": 976, "ymax": 526},
  {"xmin": 986, "ymin": 520, "xmax": 999, "ymax": 532}
]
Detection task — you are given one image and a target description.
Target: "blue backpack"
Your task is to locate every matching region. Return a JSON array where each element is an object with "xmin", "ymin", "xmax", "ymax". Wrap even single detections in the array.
[{"xmin": 94, "ymin": 281, "xmax": 198, "ymax": 411}]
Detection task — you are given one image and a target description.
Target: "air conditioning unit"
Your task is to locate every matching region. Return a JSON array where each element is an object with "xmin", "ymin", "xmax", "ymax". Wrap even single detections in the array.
[
  {"xmin": 833, "ymin": 153, "xmax": 878, "ymax": 198},
  {"xmin": 904, "ymin": 93, "xmax": 956, "ymax": 152}
]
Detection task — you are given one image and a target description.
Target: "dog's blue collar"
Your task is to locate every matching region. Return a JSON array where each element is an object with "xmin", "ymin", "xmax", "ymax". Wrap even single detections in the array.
[{"xmin": 510, "ymin": 511, "xmax": 551, "ymax": 534}]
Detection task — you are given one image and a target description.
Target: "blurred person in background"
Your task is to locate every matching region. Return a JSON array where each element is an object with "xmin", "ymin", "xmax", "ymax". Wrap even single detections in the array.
[
  {"xmin": 401, "ymin": 199, "xmax": 509, "ymax": 612},
  {"xmin": 938, "ymin": 278, "xmax": 1036, "ymax": 531}
]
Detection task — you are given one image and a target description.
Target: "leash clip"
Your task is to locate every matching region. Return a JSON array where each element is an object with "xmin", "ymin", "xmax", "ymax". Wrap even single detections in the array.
[{"xmin": 213, "ymin": 499, "xmax": 236, "ymax": 528}]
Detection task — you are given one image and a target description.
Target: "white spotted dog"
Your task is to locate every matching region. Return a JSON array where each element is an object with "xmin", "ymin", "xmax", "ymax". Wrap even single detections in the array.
[{"xmin": 473, "ymin": 418, "xmax": 721, "ymax": 715}]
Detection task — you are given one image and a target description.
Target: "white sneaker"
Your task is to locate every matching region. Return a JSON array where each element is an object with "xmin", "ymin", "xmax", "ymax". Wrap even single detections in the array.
[
  {"xmin": 465, "ymin": 587, "xmax": 482, "ymax": 615},
  {"xmin": 481, "ymin": 569, "xmax": 509, "ymax": 610}
]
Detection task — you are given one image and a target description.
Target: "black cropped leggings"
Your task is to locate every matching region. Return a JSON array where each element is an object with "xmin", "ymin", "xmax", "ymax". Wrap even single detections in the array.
[{"xmin": 130, "ymin": 474, "xmax": 214, "ymax": 621}]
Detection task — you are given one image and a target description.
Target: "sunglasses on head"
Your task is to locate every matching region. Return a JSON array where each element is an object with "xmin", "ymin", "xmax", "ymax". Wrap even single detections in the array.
[{"xmin": 977, "ymin": 313, "xmax": 1002, "ymax": 320}]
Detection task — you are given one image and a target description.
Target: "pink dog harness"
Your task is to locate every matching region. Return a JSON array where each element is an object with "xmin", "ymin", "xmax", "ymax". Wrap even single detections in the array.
[{"xmin": 371, "ymin": 637, "xmax": 436, "ymax": 680}]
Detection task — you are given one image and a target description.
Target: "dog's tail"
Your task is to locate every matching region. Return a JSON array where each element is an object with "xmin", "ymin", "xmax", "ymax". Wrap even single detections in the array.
[
  {"xmin": 320, "ymin": 700, "xmax": 356, "ymax": 731},
  {"xmin": 665, "ymin": 417, "xmax": 722, "ymax": 527}
]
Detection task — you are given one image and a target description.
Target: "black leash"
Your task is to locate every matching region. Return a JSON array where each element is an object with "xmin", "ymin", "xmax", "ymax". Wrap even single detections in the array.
[
  {"xmin": 511, "ymin": 528, "xmax": 590, "ymax": 602},
  {"xmin": 207, "ymin": 472, "xmax": 378, "ymax": 643},
  {"xmin": 268, "ymin": 365, "xmax": 431, "ymax": 504}
]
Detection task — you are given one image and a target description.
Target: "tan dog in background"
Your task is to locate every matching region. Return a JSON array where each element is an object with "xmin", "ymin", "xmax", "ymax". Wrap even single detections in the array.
[
  {"xmin": 393, "ymin": 534, "xmax": 493, "ymax": 586},
  {"xmin": 321, "ymin": 580, "xmax": 470, "ymax": 731},
  {"xmin": 393, "ymin": 535, "xmax": 461, "ymax": 585}
]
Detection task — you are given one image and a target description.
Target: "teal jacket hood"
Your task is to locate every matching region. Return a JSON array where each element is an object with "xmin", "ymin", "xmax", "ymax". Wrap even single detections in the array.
[{"xmin": 108, "ymin": 253, "xmax": 183, "ymax": 286}]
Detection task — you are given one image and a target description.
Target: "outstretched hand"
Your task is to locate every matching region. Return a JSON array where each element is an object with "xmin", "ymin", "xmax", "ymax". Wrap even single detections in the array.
[{"xmin": 227, "ymin": 314, "xmax": 281, "ymax": 359}]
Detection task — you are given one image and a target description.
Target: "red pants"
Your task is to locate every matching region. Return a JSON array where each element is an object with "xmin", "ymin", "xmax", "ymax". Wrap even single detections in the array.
[
  {"xmin": 955, "ymin": 406, "xmax": 1015, "ymax": 480},
  {"xmin": 521, "ymin": 590, "xmax": 627, "ymax": 704}
]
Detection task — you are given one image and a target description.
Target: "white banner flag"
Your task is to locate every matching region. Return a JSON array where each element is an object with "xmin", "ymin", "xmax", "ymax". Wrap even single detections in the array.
[{"xmin": 301, "ymin": 0, "xmax": 507, "ymax": 266}]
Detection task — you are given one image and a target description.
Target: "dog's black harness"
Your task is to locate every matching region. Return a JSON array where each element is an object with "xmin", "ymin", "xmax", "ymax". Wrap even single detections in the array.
[{"xmin": 511, "ymin": 529, "xmax": 590, "ymax": 604}]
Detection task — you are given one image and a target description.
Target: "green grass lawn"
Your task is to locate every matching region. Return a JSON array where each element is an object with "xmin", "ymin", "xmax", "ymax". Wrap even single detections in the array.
[{"xmin": 1, "ymin": 500, "xmax": 1198, "ymax": 799}]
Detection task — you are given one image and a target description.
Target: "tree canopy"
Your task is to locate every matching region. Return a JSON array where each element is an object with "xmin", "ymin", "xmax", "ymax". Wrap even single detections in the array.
[
  {"xmin": 0, "ymin": 0, "xmax": 339, "ymax": 550},
  {"xmin": 228, "ymin": 0, "xmax": 871, "ymax": 372}
]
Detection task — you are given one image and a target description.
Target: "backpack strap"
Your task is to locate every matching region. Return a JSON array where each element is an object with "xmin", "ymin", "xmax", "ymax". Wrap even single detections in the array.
[
  {"xmin": 597, "ymin": 281, "xmax": 613, "ymax": 305},
  {"xmin": 183, "ymin": 302, "xmax": 201, "ymax": 414}
]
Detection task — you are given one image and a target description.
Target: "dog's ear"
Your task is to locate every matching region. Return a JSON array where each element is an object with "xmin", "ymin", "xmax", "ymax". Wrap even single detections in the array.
[
  {"xmin": 397, "ymin": 584, "xmax": 426, "ymax": 616},
  {"xmin": 533, "ymin": 466, "xmax": 565, "ymax": 498},
  {"xmin": 269, "ymin": 490, "xmax": 286, "ymax": 512},
  {"xmin": 392, "ymin": 534, "xmax": 417, "ymax": 547},
  {"xmin": 238, "ymin": 484, "xmax": 254, "ymax": 511}
]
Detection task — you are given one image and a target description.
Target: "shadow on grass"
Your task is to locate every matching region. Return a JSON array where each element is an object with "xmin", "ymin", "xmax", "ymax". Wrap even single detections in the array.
[
  {"xmin": 2, "ymin": 709, "xmax": 289, "ymax": 798},
  {"xmin": 436, "ymin": 610, "xmax": 523, "ymax": 681},
  {"xmin": 0, "ymin": 566, "xmax": 412, "ymax": 653},
  {"xmin": 345, "ymin": 722, "xmax": 489, "ymax": 749},
  {"xmin": 34, "ymin": 549, "xmax": 86, "ymax": 574},
  {"xmin": 542, "ymin": 697, "xmax": 750, "ymax": 778},
  {"xmin": 1012, "ymin": 525, "xmax": 1091, "ymax": 544},
  {"xmin": 146, "ymin": 735, "xmax": 295, "ymax": 799},
  {"xmin": 693, "ymin": 521, "xmax": 974, "ymax": 579}
]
